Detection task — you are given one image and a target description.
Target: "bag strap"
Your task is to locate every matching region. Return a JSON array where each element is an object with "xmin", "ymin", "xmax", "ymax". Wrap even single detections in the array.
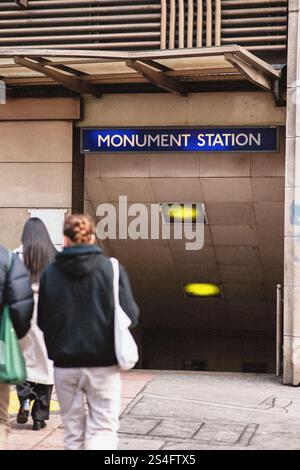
[
  {"xmin": 6, "ymin": 250, "xmax": 12, "ymax": 274},
  {"xmin": 110, "ymin": 257, "xmax": 120, "ymax": 308}
]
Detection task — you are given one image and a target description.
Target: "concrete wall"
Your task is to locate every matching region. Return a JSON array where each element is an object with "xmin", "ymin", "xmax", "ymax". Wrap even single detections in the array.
[
  {"xmin": 80, "ymin": 92, "xmax": 285, "ymax": 127},
  {"xmin": 283, "ymin": 0, "xmax": 300, "ymax": 385},
  {"xmin": 143, "ymin": 329, "xmax": 274, "ymax": 372},
  {"xmin": 0, "ymin": 97, "xmax": 79, "ymax": 248}
]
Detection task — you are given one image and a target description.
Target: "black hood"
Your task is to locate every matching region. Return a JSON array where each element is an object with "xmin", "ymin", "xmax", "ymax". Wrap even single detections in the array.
[{"xmin": 55, "ymin": 245, "xmax": 103, "ymax": 277}]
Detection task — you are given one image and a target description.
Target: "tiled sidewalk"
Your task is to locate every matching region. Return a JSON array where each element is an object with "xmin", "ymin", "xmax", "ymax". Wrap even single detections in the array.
[
  {"xmin": 6, "ymin": 370, "xmax": 154, "ymax": 450},
  {"xmin": 8, "ymin": 371, "xmax": 300, "ymax": 450}
]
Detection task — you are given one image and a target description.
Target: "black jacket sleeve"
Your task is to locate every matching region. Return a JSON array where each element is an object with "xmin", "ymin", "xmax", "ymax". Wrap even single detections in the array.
[
  {"xmin": 0, "ymin": 248, "xmax": 6, "ymax": 307},
  {"xmin": 119, "ymin": 263, "xmax": 139, "ymax": 328},
  {"xmin": 6, "ymin": 253, "xmax": 34, "ymax": 339}
]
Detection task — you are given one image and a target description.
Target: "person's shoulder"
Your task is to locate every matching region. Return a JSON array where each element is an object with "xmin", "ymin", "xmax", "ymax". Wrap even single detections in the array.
[
  {"xmin": 96, "ymin": 253, "xmax": 111, "ymax": 269},
  {"xmin": 106, "ymin": 256, "xmax": 129, "ymax": 280},
  {"xmin": 13, "ymin": 245, "xmax": 24, "ymax": 262},
  {"xmin": 0, "ymin": 245, "xmax": 7, "ymax": 257},
  {"xmin": 0, "ymin": 245, "xmax": 9, "ymax": 268},
  {"xmin": 110, "ymin": 256, "xmax": 126, "ymax": 270},
  {"xmin": 41, "ymin": 261, "xmax": 58, "ymax": 279},
  {"xmin": 93, "ymin": 253, "xmax": 115, "ymax": 278}
]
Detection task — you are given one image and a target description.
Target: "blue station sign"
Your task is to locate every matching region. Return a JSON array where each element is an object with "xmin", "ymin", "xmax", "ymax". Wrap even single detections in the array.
[{"xmin": 81, "ymin": 127, "xmax": 278, "ymax": 153}]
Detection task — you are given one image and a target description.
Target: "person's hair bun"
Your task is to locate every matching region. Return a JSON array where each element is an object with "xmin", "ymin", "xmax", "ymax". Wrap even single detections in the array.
[{"xmin": 64, "ymin": 214, "xmax": 96, "ymax": 245}]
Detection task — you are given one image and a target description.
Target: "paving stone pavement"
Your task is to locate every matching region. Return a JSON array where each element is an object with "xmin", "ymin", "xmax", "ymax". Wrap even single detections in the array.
[{"xmin": 6, "ymin": 370, "xmax": 300, "ymax": 450}]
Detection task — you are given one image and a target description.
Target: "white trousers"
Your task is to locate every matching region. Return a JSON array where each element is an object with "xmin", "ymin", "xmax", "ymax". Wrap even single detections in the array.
[{"xmin": 54, "ymin": 365, "xmax": 121, "ymax": 450}]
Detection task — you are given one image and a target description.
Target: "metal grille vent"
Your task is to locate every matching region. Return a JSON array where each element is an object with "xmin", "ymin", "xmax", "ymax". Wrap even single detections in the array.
[
  {"xmin": 221, "ymin": 0, "xmax": 287, "ymax": 52},
  {"xmin": 0, "ymin": 1, "xmax": 288, "ymax": 52},
  {"xmin": 161, "ymin": 0, "xmax": 287, "ymax": 52},
  {"xmin": 0, "ymin": 0, "xmax": 162, "ymax": 50}
]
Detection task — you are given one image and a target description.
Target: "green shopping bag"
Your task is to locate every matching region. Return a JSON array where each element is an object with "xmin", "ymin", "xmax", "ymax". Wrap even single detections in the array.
[{"xmin": 0, "ymin": 251, "xmax": 27, "ymax": 385}]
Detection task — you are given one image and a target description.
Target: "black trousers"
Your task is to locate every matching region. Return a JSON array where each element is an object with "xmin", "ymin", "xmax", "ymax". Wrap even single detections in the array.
[{"xmin": 17, "ymin": 381, "xmax": 53, "ymax": 422}]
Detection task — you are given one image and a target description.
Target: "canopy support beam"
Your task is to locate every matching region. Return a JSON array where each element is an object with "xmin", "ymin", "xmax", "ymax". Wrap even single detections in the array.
[
  {"xmin": 224, "ymin": 52, "xmax": 271, "ymax": 91},
  {"xmin": 14, "ymin": 56, "xmax": 102, "ymax": 96},
  {"xmin": 126, "ymin": 59, "xmax": 187, "ymax": 96}
]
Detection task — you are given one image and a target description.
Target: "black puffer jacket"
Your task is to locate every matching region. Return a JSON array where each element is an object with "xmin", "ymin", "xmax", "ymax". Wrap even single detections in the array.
[
  {"xmin": 38, "ymin": 245, "xmax": 139, "ymax": 368},
  {"xmin": 0, "ymin": 245, "xmax": 34, "ymax": 339}
]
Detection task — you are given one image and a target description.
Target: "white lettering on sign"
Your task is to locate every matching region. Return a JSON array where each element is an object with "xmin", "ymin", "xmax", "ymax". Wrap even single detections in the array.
[
  {"xmin": 236, "ymin": 133, "xmax": 248, "ymax": 146},
  {"xmin": 111, "ymin": 134, "xmax": 123, "ymax": 147},
  {"xmin": 197, "ymin": 132, "xmax": 261, "ymax": 147},
  {"xmin": 96, "ymin": 132, "xmax": 262, "ymax": 149},
  {"xmin": 148, "ymin": 134, "xmax": 160, "ymax": 146},
  {"xmin": 97, "ymin": 133, "xmax": 192, "ymax": 149},
  {"xmin": 98, "ymin": 134, "xmax": 110, "ymax": 147},
  {"xmin": 249, "ymin": 133, "xmax": 261, "ymax": 146}
]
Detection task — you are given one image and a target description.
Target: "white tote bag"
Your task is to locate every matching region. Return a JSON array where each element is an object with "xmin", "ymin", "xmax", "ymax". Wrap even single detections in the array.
[{"xmin": 111, "ymin": 257, "xmax": 139, "ymax": 371}]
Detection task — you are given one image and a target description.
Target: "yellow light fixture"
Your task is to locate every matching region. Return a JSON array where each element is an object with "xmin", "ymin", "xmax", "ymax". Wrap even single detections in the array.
[
  {"xmin": 161, "ymin": 203, "xmax": 206, "ymax": 224},
  {"xmin": 184, "ymin": 283, "xmax": 221, "ymax": 298},
  {"xmin": 167, "ymin": 205, "xmax": 198, "ymax": 221}
]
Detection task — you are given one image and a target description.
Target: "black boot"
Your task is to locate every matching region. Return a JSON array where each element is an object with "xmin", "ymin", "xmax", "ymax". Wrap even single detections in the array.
[
  {"xmin": 32, "ymin": 420, "xmax": 47, "ymax": 431},
  {"xmin": 17, "ymin": 400, "xmax": 30, "ymax": 424}
]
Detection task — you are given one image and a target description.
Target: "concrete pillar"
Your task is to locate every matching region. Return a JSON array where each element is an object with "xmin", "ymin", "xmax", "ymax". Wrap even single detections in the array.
[{"xmin": 284, "ymin": 0, "xmax": 300, "ymax": 385}]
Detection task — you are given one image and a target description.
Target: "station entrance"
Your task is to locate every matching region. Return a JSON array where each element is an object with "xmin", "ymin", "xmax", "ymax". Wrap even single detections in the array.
[{"xmin": 83, "ymin": 128, "xmax": 285, "ymax": 374}]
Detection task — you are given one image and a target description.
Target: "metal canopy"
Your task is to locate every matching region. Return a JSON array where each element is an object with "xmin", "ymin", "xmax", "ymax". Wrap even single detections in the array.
[{"xmin": 0, "ymin": 45, "xmax": 283, "ymax": 101}]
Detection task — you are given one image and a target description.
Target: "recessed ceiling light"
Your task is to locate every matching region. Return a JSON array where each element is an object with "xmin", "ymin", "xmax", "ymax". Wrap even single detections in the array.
[
  {"xmin": 160, "ymin": 203, "xmax": 208, "ymax": 224},
  {"xmin": 183, "ymin": 283, "xmax": 222, "ymax": 298}
]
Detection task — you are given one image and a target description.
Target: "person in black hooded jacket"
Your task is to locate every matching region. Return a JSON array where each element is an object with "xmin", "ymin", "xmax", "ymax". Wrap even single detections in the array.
[
  {"xmin": 0, "ymin": 245, "xmax": 34, "ymax": 449},
  {"xmin": 38, "ymin": 214, "xmax": 139, "ymax": 450}
]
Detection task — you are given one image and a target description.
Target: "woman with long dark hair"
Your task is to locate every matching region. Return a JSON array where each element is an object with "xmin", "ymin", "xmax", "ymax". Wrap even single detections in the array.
[{"xmin": 15, "ymin": 218, "xmax": 56, "ymax": 431}]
